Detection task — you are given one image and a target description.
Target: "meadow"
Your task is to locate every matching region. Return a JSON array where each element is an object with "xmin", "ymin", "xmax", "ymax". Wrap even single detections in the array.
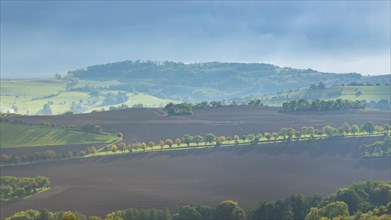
[
  {"xmin": 0, "ymin": 123, "xmax": 119, "ymax": 148},
  {"xmin": 0, "ymin": 79, "xmax": 176, "ymax": 115}
]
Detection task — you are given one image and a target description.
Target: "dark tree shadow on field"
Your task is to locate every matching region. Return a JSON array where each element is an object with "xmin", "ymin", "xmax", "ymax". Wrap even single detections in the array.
[
  {"xmin": 89, "ymin": 136, "xmax": 383, "ymax": 165},
  {"xmin": 353, "ymin": 157, "xmax": 391, "ymax": 171}
]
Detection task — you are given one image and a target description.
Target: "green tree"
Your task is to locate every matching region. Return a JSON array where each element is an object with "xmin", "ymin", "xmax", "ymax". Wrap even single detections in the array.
[
  {"xmin": 214, "ymin": 200, "xmax": 245, "ymax": 220},
  {"xmin": 342, "ymin": 122, "xmax": 351, "ymax": 134},
  {"xmin": 175, "ymin": 138, "xmax": 181, "ymax": 147},
  {"xmin": 384, "ymin": 124, "xmax": 390, "ymax": 132},
  {"xmin": 351, "ymin": 124, "xmax": 360, "ymax": 136},
  {"xmin": 159, "ymin": 140, "xmax": 165, "ymax": 151},
  {"xmin": 39, "ymin": 208, "xmax": 52, "ymax": 220},
  {"xmin": 89, "ymin": 146, "xmax": 97, "ymax": 154},
  {"xmin": 361, "ymin": 121, "xmax": 375, "ymax": 134},
  {"xmin": 319, "ymin": 201, "xmax": 349, "ymax": 219},
  {"xmin": 193, "ymin": 135, "xmax": 204, "ymax": 146},
  {"xmin": 323, "ymin": 125, "xmax": 336, "ymax": 137},
  {"xmin": 118, "ymin": 142, "xmax": 127, "ymax": 154},
  {"xmin": 264, "ymin": 132, "xmax": 272, "ymax": 142},
  {"xmin": 305, "ymin": 207, "xmax": 321, "ymax": 220},
  {"xmin": 205, "ymin": 133, "xmax": 216, "ymax": 145},
  {"xmin": 247, "ymin": 134, "xmax": 255, "ymax": 144},
  {"xmin": 241, "ymin": 135, "xmax": 246, "ymax": 143},
  {"xmin": 62, "ymin": 211, "xmax": 80, "ymax": 220},
  {"xmin": 272, "ymin": 132, "xmax": 279, "ymax": 141},
  {"xmin": 279, "ymin": 128, "xmax": 289, "ymax": 141},
  {"xmin": 183, "ymin": 134, "xmax": 193, "ymax": 147},
  {"xmin": 148, "ymin": 141, "xmax": 155, "ymax": 149},
  {"xmin": 306, "ymin": 126, "xmax": 315, "ymax": 139},
  {"xmin": 173, "ymin": 206, "xmax": 202, "ymax": 220}
]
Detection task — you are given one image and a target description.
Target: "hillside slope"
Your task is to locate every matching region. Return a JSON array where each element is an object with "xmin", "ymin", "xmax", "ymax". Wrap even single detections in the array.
[
  {"xmin": 68, "ymin": 61, "xmax": 366, "ymax": 101},
  {"xmin": 262, "ymin": 85, "xmax": 391, "ymax": 107},
  {"xmin": 0, "ymin": 123, "xmax": 118, "ymax": 148}
]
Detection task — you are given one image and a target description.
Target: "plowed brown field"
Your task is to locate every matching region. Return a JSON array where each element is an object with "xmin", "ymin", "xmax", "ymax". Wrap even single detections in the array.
[
  {"xmin": 1, "ymin": 136, "xmax": 390, "ymax": 218},
  {"xmin": 11, "ymin": 106, "xmax": 391, "ymax": 144}
]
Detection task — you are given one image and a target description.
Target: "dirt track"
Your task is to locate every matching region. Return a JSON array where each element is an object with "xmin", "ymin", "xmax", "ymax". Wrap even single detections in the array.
[
  {"xmin": 1, "ymin": 136, "xmax": 390, "ymax": 218},
  {"xmin": 12, "ymin": 107, "xmax": 391, "ymax": 144}
]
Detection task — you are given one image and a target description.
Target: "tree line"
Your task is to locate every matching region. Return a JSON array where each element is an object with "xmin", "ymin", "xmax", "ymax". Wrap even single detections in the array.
[
  {"xmin": 280, "ymin": 99, "xmax": 365, "ymax": 112},
  {"xmin": 5, "ymin": 180, "xmax": 390, "ymax": 220},
  {"xmin": 6, "ymin": 200, "xmax": 244, "ymax": 220},
  {"xmin": 248, "ymin": 180, "xmax": 390, "ymax": 220},
  {"xmin": 0, "ymin": 176, "xmax": 50, "ymax": 201},
  {"xmin": 2, "ymin": 122, "xmax": 388, "ymax": 165},
  {"xmin": 164, "ymin": 99, "xmax": 264, "ymax": 116},
  {"xmin": 107, "ymin": 121, "xmax": 389, "ymax": 155},
  {"xmin": 0, "ymin": 146, "xmax": 97, "ymax": 165}
]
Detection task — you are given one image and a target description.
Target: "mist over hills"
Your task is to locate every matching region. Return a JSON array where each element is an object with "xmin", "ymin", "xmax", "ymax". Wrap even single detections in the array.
[{"xmin": 68, "ymin": 60, "xmax": 388, "ymax": 101}]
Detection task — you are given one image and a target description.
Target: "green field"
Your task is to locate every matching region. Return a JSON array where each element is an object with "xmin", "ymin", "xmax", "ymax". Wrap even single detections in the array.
[
  {"xmin": 262, "ymin": 85, "xmax": 390, "ymax": 106},
  {"xmin": 0, "ymin": 123, "xmax": 119, "ymax": 148},
  {"xmin": 0, "ymin": 79, "xmax": 177, "ymax": 115}
]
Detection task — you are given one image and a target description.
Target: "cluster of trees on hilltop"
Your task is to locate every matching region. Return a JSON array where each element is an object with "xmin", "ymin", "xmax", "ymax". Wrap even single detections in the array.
[
  {"xmin": 248, "ymin": 180, "xmax": 391, "ymax": 220},
  {"xmin": 65, "ymin": 60, "xmax": 362, "ymax": 101},
  {"xmin": 0, "ymin": 176, "xmax": 50, "ymax": 201},
  {"xmin": 280, "ymin": 99, "xmax": 365, "ymax": 112},
  {"xmin": 6, "ymin": 181, "xmax": 390, "ymax": 220},
  {"xmin": 164, "ymin": 99, "xmax": 264, "ymax": 116},
  {"xmin": 163, "ymin": 103, "xmax": 193, "ymax": 116}
]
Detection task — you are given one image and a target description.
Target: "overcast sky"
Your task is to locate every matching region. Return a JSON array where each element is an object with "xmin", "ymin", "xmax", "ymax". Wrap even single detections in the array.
[{"xmin": 1, "ymin": 1, "xmax": 390, "ymax": 78}]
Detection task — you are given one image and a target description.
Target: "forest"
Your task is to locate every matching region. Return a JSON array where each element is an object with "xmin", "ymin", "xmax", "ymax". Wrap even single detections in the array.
[
  {"xmin": 280, "ymin": 99, "xmax": 365, "ymax": 112},
  {"xmin": 0, "ymin": 176, "xmax": 50, "ymax": 201},
  {"xmin": 66, "ymin": 61, "xmax": 366, "ymax": 101}
]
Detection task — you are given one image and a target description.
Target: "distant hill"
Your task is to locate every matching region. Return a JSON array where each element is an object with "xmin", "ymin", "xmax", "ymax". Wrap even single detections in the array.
[
  {"xmin": 68, "ymin": 61, "xmax": 367, "ymax": 101},
  {"xmin": 1, "ymin": 61, "xmax": 389, "ymax": 115},
  {"xmin": 261, "ymin": 85, "xmax": 390, "ymax": 109}
]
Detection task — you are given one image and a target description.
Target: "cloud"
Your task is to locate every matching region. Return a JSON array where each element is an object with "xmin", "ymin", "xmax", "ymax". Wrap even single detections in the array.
[{"xmin": 1, "ymin": 1, "xmax": 390, "ymax": 77}]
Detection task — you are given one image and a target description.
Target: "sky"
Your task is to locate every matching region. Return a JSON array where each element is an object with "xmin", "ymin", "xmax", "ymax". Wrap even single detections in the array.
[{"xmin": 1, "ymin": 1, "xmax": 390, "ymax": 78}]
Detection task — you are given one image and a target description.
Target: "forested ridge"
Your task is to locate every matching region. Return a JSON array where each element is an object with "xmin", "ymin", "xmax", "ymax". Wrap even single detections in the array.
[{"xmin": 67, "ymin": 61, "xmax": 363, "ymax": 101}]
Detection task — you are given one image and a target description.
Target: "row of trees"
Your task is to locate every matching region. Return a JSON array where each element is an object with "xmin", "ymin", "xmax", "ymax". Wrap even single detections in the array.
[
  {"xmin": 0, "ymin": 146, "xmax": 97, "ymax": 165},
  {"xmin": 109, "ymin": 122, "xmax": 389, "ymax": 155},
  {"xmin": 280, "ymin": 99, "xmax": 365, "ymax": 112},
  {"xmin": 6, "ymin": 200, "xmax": 244, "ymax": 220},
  {"xmin": 164, "ymin": 103, "xmax": 193, "ymax": 116},
  {"xmin": 0, "ymin": 176, "xmax": 50, "ymax": 201},
  {"xmin": 6, "ymin": 181, "xmax": 390, "ymax": 220},
  {"xmin": 164, "ymin": 99, "xmax": 265, "ymax": 116},
  {"xmin": 2, "ymin": 122, "xmax": 388, "ymax": 165},
  {"xmin": 248, "ymin": 180, "xmax": 391, "ymax": 220}
]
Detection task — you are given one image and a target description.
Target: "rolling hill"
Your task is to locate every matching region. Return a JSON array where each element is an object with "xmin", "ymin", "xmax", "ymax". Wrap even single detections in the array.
[
  {"xmin": 261, "ymin": 85, "xmax": 391, "ymax": 107},
  {"xmin": 0, "ymin": 122, "xmax": 119, "ymax": 148},
  {"xmin": 1, "ymin": 61, "xmax": 390, "ymax": 115}
]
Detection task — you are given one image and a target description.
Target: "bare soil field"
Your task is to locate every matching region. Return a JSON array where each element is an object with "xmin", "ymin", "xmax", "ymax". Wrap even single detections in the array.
[
  {"xmin": 1, "ymin": 136, "xmax": 389, "ymax": 218},
  {"xmin": 11, "ymin": 107, "xmax": 391, "ymax": 145}
]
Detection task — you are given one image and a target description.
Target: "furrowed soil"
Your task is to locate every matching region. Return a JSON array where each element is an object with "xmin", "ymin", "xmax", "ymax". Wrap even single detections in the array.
[
  {"xmin": 10, "ymin": 106, "xmax": 391, "ymax": 145},
  {"xmin": 1, "ymin": 136, "xmax": 390, "ymax": 218}
]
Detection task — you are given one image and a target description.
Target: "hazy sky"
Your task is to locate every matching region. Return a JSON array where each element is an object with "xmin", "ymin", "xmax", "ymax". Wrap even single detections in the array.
[{"xmin": 1, "ymin": 1, "xmax": 390, "ymax": 78}]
